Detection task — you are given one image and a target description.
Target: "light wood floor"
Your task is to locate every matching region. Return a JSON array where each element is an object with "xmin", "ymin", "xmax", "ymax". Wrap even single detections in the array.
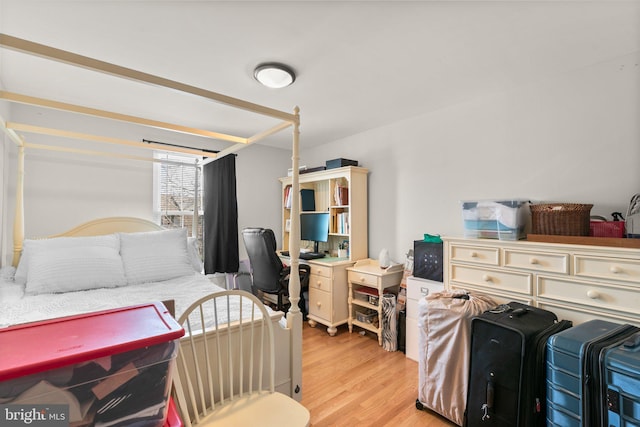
[{"xmin": 300, "ymin": 323, "xmax": 457, "ymax": 427}]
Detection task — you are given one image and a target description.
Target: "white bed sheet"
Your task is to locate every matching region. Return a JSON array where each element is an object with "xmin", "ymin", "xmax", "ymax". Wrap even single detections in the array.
[{"xmin": 0, "ymin": 271, "xmax": 279, "ymax": 329}]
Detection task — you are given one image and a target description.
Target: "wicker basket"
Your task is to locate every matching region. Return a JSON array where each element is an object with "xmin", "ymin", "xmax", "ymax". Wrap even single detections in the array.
[{"xmin": 530, "ymin": 203, "xmax": 593, "ymax": 236}]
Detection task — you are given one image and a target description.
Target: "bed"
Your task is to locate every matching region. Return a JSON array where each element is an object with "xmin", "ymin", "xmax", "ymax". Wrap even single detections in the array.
[
  {"xmin": 0, "ymin": 217, "xmax": 295, "ymax": 401},
  {"xmin": 0, "ymin": 34, "xmax": 307, "ymax": 401}
]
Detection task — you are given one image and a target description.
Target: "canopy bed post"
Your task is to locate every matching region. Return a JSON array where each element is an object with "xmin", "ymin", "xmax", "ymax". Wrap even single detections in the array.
[
  {"xmin": 11, "ymin": 143, "xmax": 24, "ymax": 267},
  {"xmin": 287, "ymin": 106, "xmax": 303, "ymax": 399}
]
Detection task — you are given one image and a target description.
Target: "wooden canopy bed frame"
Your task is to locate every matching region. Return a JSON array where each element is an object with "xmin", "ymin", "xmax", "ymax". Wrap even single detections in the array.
[{"xmin": 0, "ymin": 34, "xmax": 306, "ymax": 400}]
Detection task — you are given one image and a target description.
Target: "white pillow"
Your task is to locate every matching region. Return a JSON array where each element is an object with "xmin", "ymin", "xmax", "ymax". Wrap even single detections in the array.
[
  {"xmin": 187, "ymin": 237, "xmax": 204, "ymax": 273},
  {"xmin": 25, "ymin": 245, "xmax": 126, "ymax": 295},
  {"xmin": 15, "ymin": 234, "xmax": 121, "ymax": 285},
  {"xmin": 119, "ymin": 228, "xmax": 194, "ymax": 285}
]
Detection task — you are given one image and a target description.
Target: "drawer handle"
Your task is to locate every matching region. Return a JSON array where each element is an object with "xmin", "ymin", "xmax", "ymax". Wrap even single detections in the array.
[
  {"xmin": 316, "ymin": 302, "xmax": 322, "ymax": 308},
  {"xmin": 587, "ymin": 290, "xmax": 600, "ymax": 299},
  {"xmin": 482, "ymin": 274, "xmax": 492, "ymax": 282},
  {"xmin": 470, "ymin": 252, "xmax": 478, "ymax": 258},
  {"xmin": 316, "ymin": 281, "xmax": 322, "ymax": 287},
  {"xmin": 360, "ymin": 277, "xmax": 365, "ymax": 282},
  {"xmin": 529, "ymin": 258, "xmax": 539, "ymax": 265},
  {"xmin": 610, "ymin": 266, "xmax": 622, "ymax": 274}
]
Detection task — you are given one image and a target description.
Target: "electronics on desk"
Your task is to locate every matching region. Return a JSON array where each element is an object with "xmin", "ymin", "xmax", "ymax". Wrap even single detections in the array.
[
  {"xmin": 279, "ymin": 250, "xmax": 325, "ymax": 260},
  {"xmin": 299, "ymin": 252, "xmax": 325, "ymax": 260},
  {"xmin": 300, "ymin": 211, "xmax": 330, "ymax": 254}
]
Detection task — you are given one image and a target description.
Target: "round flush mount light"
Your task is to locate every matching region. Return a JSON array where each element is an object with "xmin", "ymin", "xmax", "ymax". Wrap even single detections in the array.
[{"xmin": 254, "ymin": 63, "xmax": 296, "ymax": 88}]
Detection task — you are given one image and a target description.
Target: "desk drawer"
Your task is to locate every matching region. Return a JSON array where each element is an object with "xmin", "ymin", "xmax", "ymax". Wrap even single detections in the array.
[
  {"xmin": 308, "ymin": 263, "xmax": 332, "ymax": 279},
  {"xmin": 537, "ymin": 275, "xmax": 640, "ymax": 318},
  {"xmin": 449, "ymin": 244, "xmax": 499, "ymax": 266},
  {"xmin": 503, "ymin": 249, "xmax": 569, "ymax": 274},
  {"xmin": 348, "ymin": 271, "xmax": 378, "ymax": 287},
  {"xmin": 309, "ymin": 273, "xmax": 332, "ymax": 291},
  {"xmin": 309, "ymin": 287, "xmax": 332, "ymax": 321},
  {"xmin": 450, "ymin": 264, "xmax": 532, "ymax": 295},
  {"xmin": 574, "ymin": 255, "xmax": 640, "ymax": 285}
]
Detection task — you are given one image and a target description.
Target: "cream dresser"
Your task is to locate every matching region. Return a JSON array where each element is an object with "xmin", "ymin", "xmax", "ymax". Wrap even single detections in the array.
[{"xmin": 443, "ymin": 237, "xmax": 640, "ymax": 326}]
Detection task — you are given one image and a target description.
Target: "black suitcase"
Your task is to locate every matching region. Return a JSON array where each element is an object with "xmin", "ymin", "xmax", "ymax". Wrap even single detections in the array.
[{"xmin": 464, "ymin": 302, "xmax": 572, "ymax": 427}]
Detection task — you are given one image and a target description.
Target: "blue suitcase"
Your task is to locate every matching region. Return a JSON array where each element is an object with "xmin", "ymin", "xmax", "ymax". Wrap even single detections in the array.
[
  {"xmin": 604, "ymin": 332, "xmax": 640, "ymax": 426},
  {"xmin": 546, "ymin": 319, "xmax": 639, "ymax": 427}
]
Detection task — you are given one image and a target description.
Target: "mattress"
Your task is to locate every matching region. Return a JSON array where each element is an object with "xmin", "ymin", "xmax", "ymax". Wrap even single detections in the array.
[{"xmin": 0, "ymin": 271, "xmax": 276, "ymax": 329}]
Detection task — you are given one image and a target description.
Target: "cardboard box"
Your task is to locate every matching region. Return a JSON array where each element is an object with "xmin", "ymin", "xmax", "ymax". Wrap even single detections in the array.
[{"xmin": 0, "ymin": 302, "xmax": 184, "ymax": 426}]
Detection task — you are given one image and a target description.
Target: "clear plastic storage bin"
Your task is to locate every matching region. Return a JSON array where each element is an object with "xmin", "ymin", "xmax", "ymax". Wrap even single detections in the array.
[
  {"xmin": 461, "ymin": 200, "xmax": 530, "ymax": 240},
  {"xmin": 0, "ymin": 302, "xmax": 184, "ymax": 427}
]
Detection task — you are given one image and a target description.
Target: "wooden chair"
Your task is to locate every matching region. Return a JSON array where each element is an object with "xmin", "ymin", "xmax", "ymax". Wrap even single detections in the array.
[{"xmin": 172, "ymin": 290, "xmax": 310, "ymax": 427}]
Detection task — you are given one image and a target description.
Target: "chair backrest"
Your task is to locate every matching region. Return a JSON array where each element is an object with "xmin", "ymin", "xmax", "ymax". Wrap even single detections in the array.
[
  {"xmin": 242, "ymin": 228, "xmax": 284, "ymax": 293},
  {"xmin": 172, "ymin": 290, "xmax": 276, "ymax": 427}
]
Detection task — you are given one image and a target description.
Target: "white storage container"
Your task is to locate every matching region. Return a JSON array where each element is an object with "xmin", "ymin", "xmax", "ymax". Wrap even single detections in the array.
[{"xmin": 461, "ymin": 199, "xmax": 530, "ymax": 240}]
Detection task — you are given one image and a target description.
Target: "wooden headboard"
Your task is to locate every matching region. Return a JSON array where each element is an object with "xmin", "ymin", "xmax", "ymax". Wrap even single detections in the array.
[{"xmin": 49, "ymin": 217, "xmax": 164, "ymax": 237}]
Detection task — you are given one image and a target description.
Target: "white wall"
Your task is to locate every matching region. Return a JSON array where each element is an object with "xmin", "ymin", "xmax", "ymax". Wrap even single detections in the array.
[
  {"xmin": 301, "ymin": 51, "xmax": 640, "ymax": 264},
  {"xmin": 235, "ymin": 144, "xmax": 292, "ymax": 259}
]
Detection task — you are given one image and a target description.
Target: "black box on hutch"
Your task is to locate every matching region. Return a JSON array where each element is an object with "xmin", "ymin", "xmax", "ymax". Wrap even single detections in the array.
[
  {"xmin": 413, "ymin": 240, "xmax": 443, "ymax": 282},
  {"xmin": 326, "ymin": 158, "xmax": 358, "ymax": 169}
]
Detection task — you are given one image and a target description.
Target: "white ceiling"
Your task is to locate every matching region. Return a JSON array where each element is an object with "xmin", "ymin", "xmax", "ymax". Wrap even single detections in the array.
[{"xmin": 1, "ymin": 1, "xmax": 639, "ymax": 151}]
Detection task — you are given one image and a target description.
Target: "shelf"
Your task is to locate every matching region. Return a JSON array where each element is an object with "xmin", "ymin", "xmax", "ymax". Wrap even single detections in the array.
[
  {"xmin": 352, "ymin": 319, "xmax": 379, "ymax": 333},
  {"xmin": 351, "ymin": 299, "xmax": 377, "ymax": 310},
  {"xmin": 280, "ymin": 165, "xmax": 368, "ymax": 261}
]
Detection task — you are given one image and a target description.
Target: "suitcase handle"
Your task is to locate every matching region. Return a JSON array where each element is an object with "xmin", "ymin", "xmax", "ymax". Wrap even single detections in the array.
[
  {"xmin": 481, "ymin": 379, "xmax": 495, "ymax": 420},
  {"xmin": 509, "ymin": 307, "xmax": 528, "ymax": 318},
  {"xmin": 624, "ymin": 332, "xmax": 640, "ymax": 349}
]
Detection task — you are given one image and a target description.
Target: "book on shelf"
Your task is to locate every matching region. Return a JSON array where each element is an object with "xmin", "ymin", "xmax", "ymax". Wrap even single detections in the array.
[
  {"xmin": 333, "ymin": 185, "xmax": 349, "ymax": 206},
  {"xmin": 336, "ymin": 212, "xmax": 349, "ymax": 234},
  {"xmin": 284, "ymin": 185, "xmax": 292, "ymax": 209}
]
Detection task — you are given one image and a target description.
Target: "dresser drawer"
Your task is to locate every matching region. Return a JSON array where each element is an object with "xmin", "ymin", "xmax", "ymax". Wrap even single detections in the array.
[
  {"xmin": 537, "ymin": 301, "xmax": 640, "ymax": 327},
  {"xmin": 309, "ymin": 287, "xmax": 332, "ymax": 322},
  {"xmin": 348, "ymin": 271, "xmax": 378, "ymax": 287},
  {"xmin": 308, "ymin": 263, "xmax": 332, "ymax": 279},
  {"xmin": 449, "ymin": 244, "xmax": 499, "ymax": 266},
  {"xmin": 537, "ymin": 275, "xmax": 640, "ymax": 318},
  {"xmin": 449, "ymin": 284, "xmax": 532, "ymax": 306},
  {"xmin": 503, "ymin": 249, "xmax": 569, "ymax": 274},
  {"xmin": 574, "ymin": 255, "xmax": 640, "ymax": 284},
  {"xmin": 309, "ymin": 273, "xmax": 332, "ymax": 291},
  {"xmin": 450, "ymin": 264, "xmax": 532, "ymax": 295}
]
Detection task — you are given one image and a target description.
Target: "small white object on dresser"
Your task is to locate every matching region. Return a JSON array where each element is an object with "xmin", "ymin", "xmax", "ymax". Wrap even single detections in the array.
[{"xmin": 405, "ymin": 276, "xmax": 445, "ymax": 361}]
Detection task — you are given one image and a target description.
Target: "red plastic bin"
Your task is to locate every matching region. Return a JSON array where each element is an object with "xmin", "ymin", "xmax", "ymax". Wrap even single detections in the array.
[
  {"xmin": 0, "ymin": 302, "xmax": 184, "ymax": 426},
  {"xmin": 589, "ymin": 220, "xmax": 625, "ymax": 238},
  {"xmin": 164, "ymin": 396, "xmax": 183, "ymax": 427}
]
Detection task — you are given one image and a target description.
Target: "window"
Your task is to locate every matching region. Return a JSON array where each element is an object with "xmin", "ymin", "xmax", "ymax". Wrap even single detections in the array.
[{"xmin": 153, "ymin": 152, "xmax": 204, "ymax": 256}]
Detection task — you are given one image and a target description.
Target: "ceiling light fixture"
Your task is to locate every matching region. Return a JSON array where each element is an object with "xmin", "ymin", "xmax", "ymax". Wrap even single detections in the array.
[{"xmin": 254, "ymin": 63, "xmax": 296, "ymax": 88}]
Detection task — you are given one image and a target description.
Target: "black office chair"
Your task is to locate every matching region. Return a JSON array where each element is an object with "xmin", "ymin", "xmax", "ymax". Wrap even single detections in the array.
[{"xmin": 242, "ymin": 227, "xmax": 310, "ymax": 318}]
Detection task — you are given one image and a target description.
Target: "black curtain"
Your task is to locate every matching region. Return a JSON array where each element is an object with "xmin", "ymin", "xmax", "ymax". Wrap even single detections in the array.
[{"xmin": 203, "ymin": 154, "xmax": 239, "ymax": 273}]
